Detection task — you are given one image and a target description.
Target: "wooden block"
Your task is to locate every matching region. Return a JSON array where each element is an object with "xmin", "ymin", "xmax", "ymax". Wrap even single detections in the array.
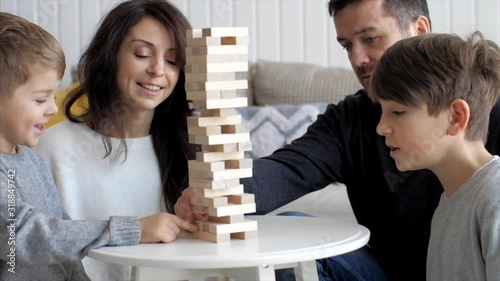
[
  {"xmin": 187, "ymin": 36, "xmax": 222, "ymax": 47},
  {"xmin": 189, "ymin": 179, "xmax": 226, "ymax": 189},
  {"xmin": 188, "ymin": 160, "xmax": 226, "ymax": 172},
  {"xmin": 186, "ymin": 54, "xmax": 248, "ymax": 65},
  {"xmin": 191, "ymin": 194, "xmax": 228, "ymax": 207},
  {"xmin": 185, "ymin": 62, "xmax": 248, "ymax": 73},
  {"xmin": 188, "ymin": 125, "xmax": 221, "ymax": 136},
  {"xmin": 231, "ymin": 230, "xmax": 258, "ymax": 240},
  {"xmin": 189, "ymin": 167, "xmax": 252, "ymax": 180},
  {"xmin": 200, "ymin": 143, "xmax": 251, "ymax": 153},
  {"xmin": 208, "ymin": 214, "xmax": 245, "ymax": 224},
  {"xmin": 189, "ymin": 133, "xmax": 250, "ymax": 146},
  {"xmin": 186, "ymin": 72, "xmax": 236, "ymax": 83},
  {"xmin": 203, "ymin": 143, "xmax": 244, "ymax": 153},
  {"xmin": 202, "ymin": 143, "xmax": 238, "ymax": 153},
  {"xmin": 221, "ymin": 90, "xmax": 237, "ymax": 99},
  {"xmin": 189, "ymin": 179, "xmax": 240, "ymax": 190},
  {"xmin": 188, "ymin": 115, "xmax": 241, "ymax": 127},
  {"xmin": 221, "ymin": 36, "xmax": 250, "ymax": 46},
  {"xmin": 187, "ymin": 29, "xmax": 203, "ymax": 39},
  {"xmin": 198, "ymin": 220, "xmax": 257, "ymax": 234},
  {"xmin": 187, "ymin": 45, "xmax": 247, "ymax": 56},
  {"xmin": 199, "ymin": 185, "xmax": 244, "ymax": 198},
  {"xmin": 225, "ymin": 159, "xmax": 253, "ymax": 169},
  {"xmin": 195, "ymin": 150, "xmax": 245, "ymax": 162},
  {"xmin": 202, "ymin": 27, "xmax": 249, "ymax": 37},
  {"xmin": 192, "ymin": 97, "xmax": 248, "ymax": 110},
  {"xmin": 209, "ymin": 203, "xmax": 256, "ymax": 217},
  {"xmin": 186, "ymin": 90, "xmax": 221, "ymax": 100},
  {"xmin": 187, "ymin": 36, "xmax": 249, "ymax": 47},
  {"xmin": 238, "ymin": 141, "xmax": 252, "ymax": 151},
  {"xmin": 221, "ymin": 124, "xmax": 250, "ymax": 134},
  {"xmin": 192, "ymin": 186, "xmax": 245, "ymax": 200},
  {"xmin": 186, "ymin": 90, "xmax": 247, "ymax": 101},
  {"xmin": 185, "ymin": 80, "xmax": 248, "ymax": 92},
  {"xmin": 195, "ymin": 230, "xmax": 230, "ymax": 243},
  {"xmin": 224, "ymin": 178, "xmax": 241, "ymax": 188},
  {"xmin": 196, "ymin": 221, "xmax": 211, "ymax": 232},
  {"xmin": 209, "ymin": 197, "xmax": 229, "ymax": 207},
  {"xmin": 228, "ymin": 193, "xmax": 255, "ymax": 204},
  {"xmin": 199, "ymin": 108, "xmax": 236, "ymax": 117},
  {"xmin": 189, "ymin": 89, "xmax": 245, "ymax": 100}
]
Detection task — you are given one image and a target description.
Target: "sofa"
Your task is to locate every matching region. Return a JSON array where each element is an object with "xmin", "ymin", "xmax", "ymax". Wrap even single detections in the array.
[{"xmin": 236, "ymin": 60, "xmax": 363, "ymax": 222}]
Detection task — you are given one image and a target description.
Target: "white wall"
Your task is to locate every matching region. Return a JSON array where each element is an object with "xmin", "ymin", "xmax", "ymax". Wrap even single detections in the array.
[{"xmin": 1, "ymin": 0, "xmax": 499, "ymax": 88}]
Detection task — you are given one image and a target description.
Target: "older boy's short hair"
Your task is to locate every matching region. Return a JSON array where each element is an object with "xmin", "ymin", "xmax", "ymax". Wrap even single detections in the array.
[
  {"xmin": 372, "ymin": 31, "xmax": 500, "ymax": 142},
  {"xmin": 0, "ymin": 12, "xmax": 65, "ymax": 97}
]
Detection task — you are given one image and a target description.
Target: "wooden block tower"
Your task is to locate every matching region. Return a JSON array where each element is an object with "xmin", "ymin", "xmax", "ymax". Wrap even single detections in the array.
[{"xmin": 185, "ymin": 27, "xmax": 257, "ymax": 243}]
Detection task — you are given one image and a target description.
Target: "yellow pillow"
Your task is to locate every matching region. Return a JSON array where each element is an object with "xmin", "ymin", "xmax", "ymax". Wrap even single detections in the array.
[{"xmin": 47, "ymin": 83, "xmax": 88, "ymax": 128}]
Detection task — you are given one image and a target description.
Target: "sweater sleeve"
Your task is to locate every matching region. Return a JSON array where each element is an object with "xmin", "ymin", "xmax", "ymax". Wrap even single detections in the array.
[
  {"xmin": 242, "ymin": 93, "xmax": 371, "ymax": 214},
  {"xmin": 481, "ymin": 183, "xmax": 500, "ymax": 280},
  {"xmin": 0, "ymin": 153, "xmax": 141, "ymax": 266},
  {"xmin": 484, "ymin": 203, "xmax": 500, "ymax": 280}
]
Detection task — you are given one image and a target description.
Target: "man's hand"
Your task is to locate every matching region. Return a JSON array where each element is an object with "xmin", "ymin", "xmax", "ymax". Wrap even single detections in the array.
[
  {"xmin": 139, "ymin": 213, "xmax": 197, "ymax": 243},
  {"xmin": 174, "ymin": 187, "xmax": 208, "ymax": 223}
]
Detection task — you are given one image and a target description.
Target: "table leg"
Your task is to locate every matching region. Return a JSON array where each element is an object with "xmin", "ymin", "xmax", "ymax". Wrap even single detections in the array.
[{"xmin": 294, "ymin": 260, "xmax": 319, "ymax": 281}]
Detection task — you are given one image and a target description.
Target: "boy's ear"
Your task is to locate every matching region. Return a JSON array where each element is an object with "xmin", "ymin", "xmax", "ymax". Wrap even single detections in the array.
[
  {"xmin": 448, "ymin": 99, "xmax": 469, "ymax": 136},
  {"xmin": 414, "ymin": 16, "xmax": 431, "ymax": 35}
]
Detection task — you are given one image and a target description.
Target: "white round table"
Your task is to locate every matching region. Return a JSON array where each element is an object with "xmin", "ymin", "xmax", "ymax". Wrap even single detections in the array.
[{"xmin": 88, "ymin": 215, "xmax": 370, "ymax": 281}]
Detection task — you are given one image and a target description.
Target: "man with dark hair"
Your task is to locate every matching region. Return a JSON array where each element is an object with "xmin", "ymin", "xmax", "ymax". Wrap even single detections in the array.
[
  {"xmin": 176, "ymin": 1, "xmax": 500, "ymax": 280},
  {"xmin": 329, "ymin": 0, "xmax": 431, "ymax": 33}
]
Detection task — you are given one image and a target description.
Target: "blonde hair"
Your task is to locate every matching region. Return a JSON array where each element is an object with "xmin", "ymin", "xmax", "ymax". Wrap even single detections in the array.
[{"xmin": 0, "ymin": 12, "xmax": 65, "ymax": 97}]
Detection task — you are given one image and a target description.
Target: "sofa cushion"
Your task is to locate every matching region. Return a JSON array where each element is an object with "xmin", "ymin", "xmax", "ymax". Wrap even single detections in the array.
[
  {"xmin": 236, "ymin": 103, "xmax": 327, "ymax": 159},
  {"xmin": 250, "ymin": 60, "xmax": 362, "ymax": 105}
]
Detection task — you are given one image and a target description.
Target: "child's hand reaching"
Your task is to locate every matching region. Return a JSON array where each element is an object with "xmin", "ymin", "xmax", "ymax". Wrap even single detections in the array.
[{"xmin": 139, "ymin": 213, "xmax": 197, "ymax": 243}]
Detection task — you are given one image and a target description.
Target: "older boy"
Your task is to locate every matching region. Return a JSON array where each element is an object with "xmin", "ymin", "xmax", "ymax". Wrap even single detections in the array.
[
  {"xmin": 372, "ymin": 32, "xmax": 500, "ymax": 281},
  {"xmin": 0, "ymin": 12, "xmax": 196, "ymax": 280}
]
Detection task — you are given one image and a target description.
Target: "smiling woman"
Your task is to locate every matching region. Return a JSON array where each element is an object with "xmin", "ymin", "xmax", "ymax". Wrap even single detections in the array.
[
  {"xmin": 33, "ymin": 1, "xmax": 197, "ymax": 280},
  {"xmin": 115, "ymin": 16, "xmax": 181, "ymax": 126}
]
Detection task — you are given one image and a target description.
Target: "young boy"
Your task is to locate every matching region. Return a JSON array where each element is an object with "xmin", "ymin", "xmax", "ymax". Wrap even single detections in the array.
[
  {"xmin": 371, "ymin": 31, "xmax": 500, "ymax": 280},
  {"xmin": 0, "ymin": 12, "xmax": 196, "ymax": 280}
]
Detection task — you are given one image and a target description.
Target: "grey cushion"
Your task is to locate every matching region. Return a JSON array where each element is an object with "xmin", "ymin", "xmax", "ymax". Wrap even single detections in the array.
[
  {"xmin": 250, "ymin": 60, "xmax": 362, "ymax": 105},
  {"xmin": 236, "ymin": 103, "xmax": 328, "ymax": 159}
]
